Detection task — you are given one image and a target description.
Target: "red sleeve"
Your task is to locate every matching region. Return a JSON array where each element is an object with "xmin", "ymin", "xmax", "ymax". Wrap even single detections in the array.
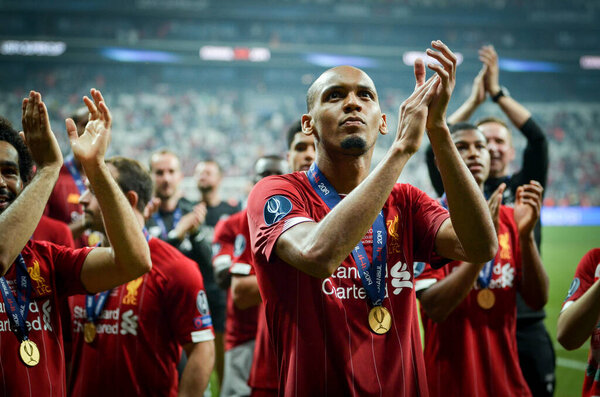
[
  {"xmin": 406, "ymin": 185, "xmax": 450, "ymax": 264},
  {"xmin": 247, "ymin": 175, "xmax": 313, "ymax": 263},
  {"xmin": 35, "ymin": 241, "xmax": 92, "ymax": 297},
  {"xmin": 500, "ymin": 206, "xmax": 522, "ymax": 284},
  {"xmin": 230, "ymin": 213, "xmax": 255, "ymax": 276},
  {"xmin": 166, "ymin": 251, "xmax": 215, "ymax": 345},
  {"xmin": 563, "ymin": 248, "xmax": 600, "ymax": 308},
  {"xmin": 213, "ymin": 216, "xmax": 236, "ymax": 257}
]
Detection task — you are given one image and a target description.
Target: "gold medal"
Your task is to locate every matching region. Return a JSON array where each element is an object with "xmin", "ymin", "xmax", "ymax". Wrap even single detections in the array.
[
  {"xmin": 477, "ymin": 289, "xmax": 495, "ymax": 310},
  {"xmin": 19, "ymin": 339, "xmax": 40, "ymax": 367},
  {"xmin": 368, "ymin": 306, "xmax": 392, "ymax": 334},
  {"xmin": 84, "ymin": 322, "xmax": 97, "ymax": 344},
  {"xmin": 87, "ymin": 232, "xmax": 102, "ymax": 247}
]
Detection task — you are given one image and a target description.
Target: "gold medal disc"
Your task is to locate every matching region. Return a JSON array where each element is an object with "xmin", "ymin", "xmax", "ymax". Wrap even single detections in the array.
[
  {"xmin": 477, "ymin": 289, "xmax": 495, "ymax": 310},
  {"xmin": 84, "ymin": 322, "xmax": 97, "ymax": 344},
  {"xmin": 368, "ymin": 306, "xmax": 392, "ymax": 335},
  {"xmin": 19, "ymin": 339, "xmax": 40, "ymax": 367}
]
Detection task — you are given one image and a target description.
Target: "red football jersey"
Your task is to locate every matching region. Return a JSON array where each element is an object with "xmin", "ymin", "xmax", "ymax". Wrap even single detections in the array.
[
  {"xmin": 0, "ymin": 240, "xmax": 91, "ymax": 397},
  {"xmin": 562, "ymin": 248, "xmax": 600, "ymax": 397},
  {"xmin": 224, "ymin": 209, "xmax": 259, "ymax": 351},
  {"xmin": 33, "ymin": 215, "xmax": 75, "ymax": 248},
  {"xmin": 416, "ymin": 206, "xmax": 530, "ymax": 397},
  {"xmin": 246, "ymin": 172, "xmax": 449, "ymax": 396},
  {"xmin": 68, "ymin": 237, "xmax": 214, "ymax": 397},
  {"xmin": 248, "ymin": 303, "xmax": 278, "ymax": 392}
]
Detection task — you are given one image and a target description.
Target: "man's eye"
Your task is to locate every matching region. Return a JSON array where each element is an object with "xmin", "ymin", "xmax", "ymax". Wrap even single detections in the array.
[
  {"xmin": 327, "ymin": 91, "xmax": 341, "ymax": 100},
  {"xmin": 359, "ymin": 91, "xmax": 374, "ymax": 99}
]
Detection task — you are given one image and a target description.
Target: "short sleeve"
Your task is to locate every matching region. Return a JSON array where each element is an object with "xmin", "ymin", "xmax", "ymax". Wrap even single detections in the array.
[
  {"xmin": 562, "ymin": 249, "xmax": 600, "ymax": 312},
  {"xmin": 230, "ymin": 217, "xmax": 255, "ymax": 276},
  {"xmin": 407, "ymin": 186, "xmax": 450, "ymax": 263},
  {"xmin": 166, "ymin": 255, "xmax": 215, "ymax": 345},
  {"xmin": 50, "ymin": 243, "xmax": 93, "ymax": 297},
  {"xmin": 247, "ymin": 175, "xmax": 314, "ymax": 262},
  {"xmin": 212, "ymin": 216, "xmax": 237, "ymax": 272}
]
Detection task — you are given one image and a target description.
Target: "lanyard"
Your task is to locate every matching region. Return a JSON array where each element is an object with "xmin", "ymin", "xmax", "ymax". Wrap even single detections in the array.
[
  {"xmin": 0, "ymin": 255, "xmax": 32, "ymax": 342},
  {"xmin": 439, "ymin": 193, "xmax": 494, "ymax": 288},
  {"xmin": 152, "ymin": 207, "xmax": 182, "ymax": 240},
  {"xmin": 86, "ymin": 229, "xmax": 152, "ymax": 323},
  {"xmin": 307, "ymin": 163, "xmax": 387, "ymax": 306},
  {"xmin": 64, "ymin": 154, "xmax": 86, "ymax": 195}
]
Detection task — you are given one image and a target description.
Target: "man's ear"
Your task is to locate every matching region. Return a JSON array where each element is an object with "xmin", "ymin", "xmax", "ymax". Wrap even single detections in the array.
[
  {"xmin": 125, "ymin": 190, "xmax": 139, "ymax": 210},
  {"xmin": 379, "ymin": 113, "xmax": 388, "ymax": 135},
  {"xmin": 301, "ymin": 114, "xmax": 315, "ymax": 137}
]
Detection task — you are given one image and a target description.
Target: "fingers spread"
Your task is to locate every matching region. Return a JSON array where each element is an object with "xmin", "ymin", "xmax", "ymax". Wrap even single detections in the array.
[
  {"xmin": 65, "ymin": 118, "xmax": 78, "ymax": 141},
  {"xmin": 83, "ymin": 96, "xmax": 98, "ymax": 120}
]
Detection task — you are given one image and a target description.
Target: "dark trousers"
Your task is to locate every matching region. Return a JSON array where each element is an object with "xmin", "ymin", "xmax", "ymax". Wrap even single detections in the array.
[{"xmin": 517, "ymin": 319, "xmax": 556, "ymax": 396}]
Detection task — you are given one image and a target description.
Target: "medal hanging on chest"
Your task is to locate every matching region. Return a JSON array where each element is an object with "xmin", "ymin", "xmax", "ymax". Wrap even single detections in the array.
[
  {"xmin": 476, "ymin": 258, "xmax": 495, "ymax": 310},
  {"xmin": 0, "ymin": 254, "xmax": 40, "ymax": 366},
  {"xmin": 84, "ymin": 290, "xmax": 111, "ymax": 344},
  {"xmin": 307, "ymin": 164, "xmax": 391, "ymax": 334}
]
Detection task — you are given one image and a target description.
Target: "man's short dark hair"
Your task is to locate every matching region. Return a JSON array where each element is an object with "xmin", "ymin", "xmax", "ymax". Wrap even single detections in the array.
[
  {"xmin": 200, "ymin": 159, "xmax": 222, "ymax": 175},
  {"xmin": 286, "ymin": 120, "xmax": 303, "ymax": 149},
  {"xmin": 106, "ymin": 156, "xmax": 153, "ymax": 212},
  {"xmin": 449, "ymin": 122, "xmax": 480, "ymax": 135},
  {"xmin": 0, "ymin": 117, "xmax": 34, "ymax": 183}
]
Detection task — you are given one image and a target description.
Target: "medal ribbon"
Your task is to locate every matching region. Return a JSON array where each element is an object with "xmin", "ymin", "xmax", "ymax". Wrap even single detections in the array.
[
  {"xmin": 86, "ymin": 229, "xmax": 152, "ymax": 323},
  {"xmin": 64, "ymin": 154, "xmax": 87, "ymax": 195},
  {"xmin": 0, "ymin": 255, "xmax": 32, "ymax": 341},
  {"xmin": 439, "ymin": 193, "xmax": 494, "ymax": 288},
  {"xmin": 307, "ymin": 163, "xmax": 387, "ymax": 306},
  {"xmin": 152, "ymin": 207, "xmax": 182, "ymax": 240}
]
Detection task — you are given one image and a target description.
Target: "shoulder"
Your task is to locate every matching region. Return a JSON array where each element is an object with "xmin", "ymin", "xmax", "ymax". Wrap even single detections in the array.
[{"xmin": 149, "ymin": 237, "xmax": 194, "ymax": 267}]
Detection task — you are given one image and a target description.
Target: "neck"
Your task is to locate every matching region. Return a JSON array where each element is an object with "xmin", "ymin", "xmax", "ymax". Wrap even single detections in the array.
[
  {"xmin": 201, "ymin": 189, "xmax": 220, "ymax": 207},
  {"xmin": 159, "ymin": 194, "xmax": 180, "ymax": 212},
  {"xmin": 315, "ymin": 150, "xmax": 373, "ymax": 195}
]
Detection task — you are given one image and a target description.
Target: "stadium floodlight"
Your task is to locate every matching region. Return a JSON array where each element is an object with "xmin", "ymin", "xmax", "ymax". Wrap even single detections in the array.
[
  {"xmin": 1, "ymin": 40, "xmax": 66, "ymax": 56},
  {"xmin": 402, "ymin": 51, "xmax": 463, "ymax": 67},
  {"xmin": 580, "ymin": 56, "xmax": 600, "ymax": 70}
]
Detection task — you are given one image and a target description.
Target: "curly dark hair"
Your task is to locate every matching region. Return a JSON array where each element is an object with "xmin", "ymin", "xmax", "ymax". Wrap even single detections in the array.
[{"xmin": 0, "ymin": 117, "xmax": 34, "ymax": 183}]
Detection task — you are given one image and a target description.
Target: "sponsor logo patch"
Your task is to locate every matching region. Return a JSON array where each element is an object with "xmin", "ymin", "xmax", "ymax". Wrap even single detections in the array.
[
  {"xmin": 211, "ymin": 243, "xmax": 221, "ymax": 258},
  {"xmin": 565, "ymin": 278, "xmax": 580, "ymax": 301},
  {"xmin": 263, "ymin": 195, "xmax": 293, "ymax": 226},
  {"xmin": 234, "ymin": 234, "xmax": 246, "ymax": 257},
  {"xmin": 196, "ymin": 290, "xmax": 210, "ymax": 315},
  {"xmin": 194, "ymin": 315, "xmax": 213, "ymax": 329}
]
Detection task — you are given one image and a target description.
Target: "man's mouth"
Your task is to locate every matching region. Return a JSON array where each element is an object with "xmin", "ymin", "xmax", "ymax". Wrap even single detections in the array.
[{"xmin": 340, "ymin": 116, "xmax": 365, "ymax": 126}]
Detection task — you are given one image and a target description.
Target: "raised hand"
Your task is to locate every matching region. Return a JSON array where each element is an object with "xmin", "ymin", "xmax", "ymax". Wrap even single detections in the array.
[
  {"xmin": 143, "ymin": 197, "xmax": 161, "ymax": 221},
  {"xmin": 394, "ymin": 67, "xmax": 439, "ymax": 155},
  {"xmin": 21, "ymin": 91, "xmax": 63, "ymax": 170},
  {"xmin": 470, "ymin": 64, "xmax": 488, "ymax": 106},
  {"xmin": 487, "ymin": 183, "xmax": 505, "ymax": 233},
  {"xmin": 66, "ymin": 88, "xmax": 112, "ymax": 167},
  {"xmin": 479, "ymin": 45, "xmax": 500, "ymax": 95},
  {"xmin": 424, "ymin": 40, "xmax": 457, "ymax": 132},
  {"xmin": 514, "ymin": 180, "xmax": 543, "ymax": 237}
]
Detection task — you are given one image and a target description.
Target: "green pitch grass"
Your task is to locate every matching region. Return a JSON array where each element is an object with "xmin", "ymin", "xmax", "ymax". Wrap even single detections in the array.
[{"xmin": 543, "ymin": 226, "xmax": 600, "ymax": 397}]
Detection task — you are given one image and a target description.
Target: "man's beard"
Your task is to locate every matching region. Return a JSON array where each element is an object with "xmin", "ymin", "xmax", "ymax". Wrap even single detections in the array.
[{"xmin": 341, "ymin": 136, "xmax": 367, "ymax": 151}]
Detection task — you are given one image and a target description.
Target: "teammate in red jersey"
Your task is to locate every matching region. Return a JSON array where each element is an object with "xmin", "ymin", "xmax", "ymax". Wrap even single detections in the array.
[
  {"xmin": 558, "ymin": 248, "xmax": 600, "ymax": 396},
  {"xmin": 214, "ymin": 155, "xmax": 287, "ymax": 397},
  {"xmin": 248, "ymin": 120, "xmax": 315, "ymax": 397},
  {"xmin": 0, "ymin": 90, "xmax": 151, "ymax": 397},
  {"xmin": 415, "ymin": 122, "xmax": 548, "ymax": 396},
  {"xmin": 246, "ymin": 41, "xmax": 497, "ymax": 396},
  {"xmin": 68, "ymin": 156, "xmax": 215, "ymax": 396}
]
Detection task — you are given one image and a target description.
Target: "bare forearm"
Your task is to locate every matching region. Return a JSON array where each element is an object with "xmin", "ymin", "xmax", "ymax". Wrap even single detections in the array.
[
  {"xmin": 419, "ymin": 262, "xmax": 484, "ymax": 322},
  {"xmin": 447, "ymin": 98, "xmax": 479, "ymax": 125},
  {"xmin": 558, "ymin": 281, "xmax": 600, "ymax": 350},
  {"xmin": 518, "ymin": 234, "xmax": 549, "ymax": 310},
  {"xmin": 430, "ymin": 129, "xmax": 497, "ymax": 262},
  {"xmin": 180, "ymin": 342, "xmax": 215, "ymax": 396},
  {"xmin": 0, "ymin": 166, "xmax": 60, "ymax": 274},
  {"xmin": 277, "ymin": 147, "xmax": 412, "ymax": 278},
  {"xmin": 84, "ymin": 161, "xmax": 150, "ymax": 278},
  {"xmin": 231, "ymin": 275, "xmax": 261, "ymax": 309},
  {"xmin": 495, "ymin": 95, "xmax": 531, "ymax": 129}
]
